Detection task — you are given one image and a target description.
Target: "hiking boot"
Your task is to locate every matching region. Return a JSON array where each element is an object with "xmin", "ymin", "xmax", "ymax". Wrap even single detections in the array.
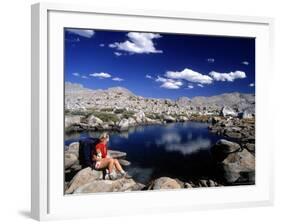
[
  {"xmin": 119, "ymin": 172, "xmax": 132, "ymax": 179},
  {"xmin": 109, "ymin": 173, "xmax": 117, "ymax": 180}
]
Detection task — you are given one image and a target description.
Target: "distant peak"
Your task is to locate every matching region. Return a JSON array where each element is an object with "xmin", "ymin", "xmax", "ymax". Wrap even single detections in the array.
[
  {"xmin": 65, "ymin": 82, "xmax": 92, "ymax": 92},
  {"xmin": 106, "ymin": 86, "xmax": 134, "ymax": 95}
]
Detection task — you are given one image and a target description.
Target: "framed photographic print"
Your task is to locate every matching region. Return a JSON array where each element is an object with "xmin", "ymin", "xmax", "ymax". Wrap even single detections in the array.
[{"xmin": 31, "ymin": 2, "xmax": 274, "ymax": 221}]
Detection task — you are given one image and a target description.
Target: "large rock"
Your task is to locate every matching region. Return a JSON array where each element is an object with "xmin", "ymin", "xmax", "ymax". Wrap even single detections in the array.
[
  {"xmin": 128, "ymin": 117, "xmax": 137, "ymax": 126},
  {"xmin": 65, "ymin": 115, "xmax": 82, "ymax": 128},
  {"xmin": 219, "ymin": 149, "xmax": 255, "ymax": 184},
  {"xmin": 245, "ymin": 143, "xmax": 255, "ymax": 154},
  {"xmin": 149, "ymin": 177, "xmax": 182, "ymax": 190},
  {"xmin": 185, "ymin": 179, "xmax": 220, "ymax": 188},
  {"xmin": 163, "ymin": 115, "xmax": 176, "ymax": 123},
  {"xmin": 118, "ymin": 159, "xmax": 131, "ymax": 166},
  {"xmin": 67, "ymin": 142, "xmax": 79, "ymax": 157},
  {"xmin": 146, "ymin": 117, "xmax": 161, "ymax": 124},
  {"xmin": 64, "ymin": 152, "xmax": 78, "ymax": 169},
  {"xmin": 133, "ymin": 111, "xmax": 146, "ymax": 123},
  {"xmin": 118, "ymin": 118, "xmax": 130, "ymax": 131},
  {"xmin": 224, "ymin": 130, "xmax": 242, "ymax": 139},
  {"xmin": 240, "ymin": 110, "xmax": 253, "ymax": 119},
  {"xmin": 220, "ymin": 106, "xmax": 238, "ymax": 117},
  {"xmin": 211, "ymin": 140, "xmax": 255, "ymax": 184},
  {"xmin": 178, "ymin": 116, "xmax": 188, "ymax": 122},
  {"xmin": 211, "ymin": 116, "xmax": 221, "ymax": 124},
  {"xmin": 108, "ymin": 150, "xmax": 127, "ymax": 159},
  {"xmin": 65, "ymin": 167, "xmax": 103, "ymax": 194},
  {"xmin": 65, "ymin": 152, "xmax": 78, "ymax": 169},
  {"xmin": 212, "ymin": 139, "xmax": 241, "ymax": 156},
  {"xmin": 74, "ymin": 178, "xmax": 143, "ymax": 193},
  {"xmin": 86, "ymin": 114, "xmax": 103, "ymax": 126}
]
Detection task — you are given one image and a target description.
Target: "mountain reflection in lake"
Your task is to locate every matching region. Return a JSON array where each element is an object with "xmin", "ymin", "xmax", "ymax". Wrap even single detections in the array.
[{"xmin": 65, "ymin": 122, "xmax": 224, "ymax": 185}]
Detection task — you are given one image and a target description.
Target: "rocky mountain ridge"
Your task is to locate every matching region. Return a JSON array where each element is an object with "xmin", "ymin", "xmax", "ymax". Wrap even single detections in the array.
[{"xmin": 65, "ymin": 82, "xmax": 255, "ymax": 115}]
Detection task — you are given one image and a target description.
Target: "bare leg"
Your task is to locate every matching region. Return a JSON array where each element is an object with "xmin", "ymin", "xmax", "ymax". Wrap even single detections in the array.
[
  {"xmin": 98, "ymin": 158, "xmax": 115, "ymax": 173},
  {"xmin": 113, "ymin": 159, "xmax": 124, "ymax": 173}
]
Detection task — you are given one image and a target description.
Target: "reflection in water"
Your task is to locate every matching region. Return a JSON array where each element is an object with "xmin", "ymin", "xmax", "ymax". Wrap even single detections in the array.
[
  {"xmin": 155, "ymin": 127, "xmax": 211, "ymax": 155},
  {"xmin": 156, "ymin": 132, "xmax": 181, "ymax": 145},
  {"xmin": 65, "ymin": 121, "xmax": 223, "ymax": 184},
  {"xmin": 165, "ymin": 137, "xmax": 211, "ymax": 155}
]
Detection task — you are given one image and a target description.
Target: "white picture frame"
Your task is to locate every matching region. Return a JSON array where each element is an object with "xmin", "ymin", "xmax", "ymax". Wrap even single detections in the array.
[{"xmin": 31, "ymin": 2, "xmax": 274, "ymax": 221}]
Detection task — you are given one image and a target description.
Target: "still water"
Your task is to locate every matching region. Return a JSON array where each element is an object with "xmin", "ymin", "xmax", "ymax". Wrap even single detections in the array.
[{"xmin": 65, "ymin": 122, "xmax": 224, "ymax": 184}]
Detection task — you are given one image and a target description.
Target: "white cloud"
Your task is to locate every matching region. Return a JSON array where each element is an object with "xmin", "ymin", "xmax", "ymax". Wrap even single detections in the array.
[
  {"xmin": 165, "ymin": 138, "xmax": 211, "ymax": 155},
  {"xmin": 197, "ymin": 84, "xmax": 204, "ymax": 87},
  {"xmin": 66, "ymin": 29, "xmax": 95, "ymax": 38},
  {"xmin": 99, "ymin": 43, "xmax": 105, "ymax": 47},
  {"xmin": 72, "ymin": 72, "xmax": 80, "ymax": 77},
  {"xmin": 146, "ymin": 75, "xmax": 153, "ymax": 79},
  {"xmin": 114, "ymin": 52, "xmax": 122, "ymax": 56},
  {"xmin": 109, "ymin": 32, "xmax": 163, "ymax": 54},
  {"xmin": 207, "ymin": 58, "xmax": 215, "ymax": 63},
  {"xmin": 209, "ymin": 70, "xmax": 246, "ymax": 82},
  {"xmin": 89, "ymin": 72, "xmax": 111, "ymax": 79},
  {"xmin": 81, "ymin": 75, "xmax": 89, "ymax": 79},
  {"xmin": 249, "ymin": 83, "xmax": 255, "ymax": 87},
  {"xmin": 156, "ymin": 76, "xmax": 183, "ymax": 89},
  {"xmin": 187, "ymin": 84, "xmax": 194, "ymax": 89},
  {"xmin": 242, "ymin": 61, "xmax": 249, "ymax": 65},
  {"xmin": 165, "ymin": 68, "xmax": 213, "ymax": 84},
  {"xmin": 161, "ymin": 82, "xmax": 181, "ymax": 89},
  {"xmin": 112, "ymin": 77, "xmax": 124, "ymax": 81}
]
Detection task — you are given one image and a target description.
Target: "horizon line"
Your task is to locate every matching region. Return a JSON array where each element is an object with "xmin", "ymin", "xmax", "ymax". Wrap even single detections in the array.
[{"xmin": 65, "ymin": 81, "xmax": 255, "ymax": 100}]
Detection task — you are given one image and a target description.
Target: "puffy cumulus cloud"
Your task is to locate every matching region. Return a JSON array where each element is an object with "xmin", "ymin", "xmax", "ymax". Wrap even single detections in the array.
[
  {"xmin": 161, "ymin": 82, "xmax": 182, "ymax": 89},
  {"xmin": 165, "ymin": 68, "xmax": 213, "ymax": 84},
  {"xmin": 209, "ymin": 70, "xmax": 246, "ymax": 82},
  {"xmin": 156, "ymin": 76, "xmax": 183, "ymax": 89},
  {"xmin": 197, "ymin": 84, "xmax": 204, "ymax": 87},
  {"xmin": 242, "ymin": 61, "xmax": 249, "ymax": 65},
  {"xmin": 99, "ymin": 43, "xmax": 105, "ymax": 47},
  {"xmin": 146, "ymin": 75, "xmax": 153, "ymax": 79},
  {"xmin": 109, "ymin": 32, "xmax": 163, "ymax": 54},
  {"xmin": 81, "ymin": 75, "xmax": 89, "ymax": 79},
  {"xmin": 249, "ymin": 83, "xmax": 255, "ymax": 87},
  {"xmin": 112, "ymin": 77, "xmax": 124, "ymax": 81},
  {"xmin": 66, "ymin": 29, "xmax": 95, "ymax": 38},
  {"xmin": 89, "ymin": 72, "xmax": 111, "ymax": 79}
]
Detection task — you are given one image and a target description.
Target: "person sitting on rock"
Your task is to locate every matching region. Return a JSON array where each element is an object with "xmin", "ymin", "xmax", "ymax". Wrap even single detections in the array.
[{"xmin": 92, "ymin": 132, "xmax": 131, "ymax": 180}]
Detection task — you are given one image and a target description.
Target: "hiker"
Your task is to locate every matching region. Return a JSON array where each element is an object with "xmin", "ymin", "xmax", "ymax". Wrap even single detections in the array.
[{"xmin": 92, "ymin": 132, "xmax": 131, "ymax": 180}]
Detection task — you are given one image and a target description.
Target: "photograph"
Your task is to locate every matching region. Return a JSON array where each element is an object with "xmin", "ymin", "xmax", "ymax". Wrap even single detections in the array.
[{"xmin": 64, "ymin": 28, "xmax": 255, "ymax": 195}]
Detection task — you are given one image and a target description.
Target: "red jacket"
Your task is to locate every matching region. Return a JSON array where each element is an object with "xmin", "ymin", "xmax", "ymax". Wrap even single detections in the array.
[{"xmin": 95, "ymin": 142, "xmax": 107, "ymax": 158}]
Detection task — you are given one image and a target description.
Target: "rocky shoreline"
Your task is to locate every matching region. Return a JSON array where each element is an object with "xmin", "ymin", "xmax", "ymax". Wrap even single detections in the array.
[{"xmin": 64, "ymin": 114, "xmax": 255, "ymax": 194}]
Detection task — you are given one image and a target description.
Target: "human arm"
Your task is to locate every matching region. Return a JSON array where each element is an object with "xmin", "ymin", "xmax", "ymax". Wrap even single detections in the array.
[{"xmin": 92, "ymin": 148, "xmax": 102, "ymax": 161}]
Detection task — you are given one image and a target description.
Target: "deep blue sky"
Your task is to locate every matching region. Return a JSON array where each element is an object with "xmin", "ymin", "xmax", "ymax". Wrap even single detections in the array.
[{"xmin": 64, "ymin": 28, "xmax": 255, "ymax": 99}]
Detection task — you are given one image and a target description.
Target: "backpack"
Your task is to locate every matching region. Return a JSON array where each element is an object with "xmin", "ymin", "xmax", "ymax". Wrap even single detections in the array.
[{"xmin": 78, "ymin": 137, "xmax": 100, "ymax": 168}]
